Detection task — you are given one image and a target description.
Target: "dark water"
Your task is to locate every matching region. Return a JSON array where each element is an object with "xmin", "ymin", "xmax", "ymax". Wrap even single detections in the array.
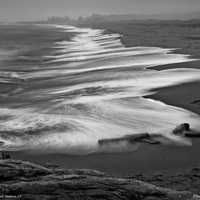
[{"xmin": 0, "ymin": 24, "xmax": 200, "ymax": 154}]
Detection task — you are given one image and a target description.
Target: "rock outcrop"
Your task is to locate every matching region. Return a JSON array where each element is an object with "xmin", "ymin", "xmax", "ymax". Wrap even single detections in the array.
[{"xmin": 0, "ymin": 159, "xmax": 199, "ymax": 200}]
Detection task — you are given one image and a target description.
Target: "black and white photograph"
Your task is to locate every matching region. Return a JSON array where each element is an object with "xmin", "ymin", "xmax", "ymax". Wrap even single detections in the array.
[{"xmin": 0, "ymin": 0, "xmax": 200, "ymax": 199}]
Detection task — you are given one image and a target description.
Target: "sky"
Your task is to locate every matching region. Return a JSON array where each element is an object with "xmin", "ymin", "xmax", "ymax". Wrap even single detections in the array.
[{"xmin": 0, "ymin": 0, "xmax": 200, "ymax": 21}]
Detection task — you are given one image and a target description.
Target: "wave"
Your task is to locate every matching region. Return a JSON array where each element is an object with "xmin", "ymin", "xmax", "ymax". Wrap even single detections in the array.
[{"xmin": 0, "ymin": 24, "xmax": 200, "ymax": 154}]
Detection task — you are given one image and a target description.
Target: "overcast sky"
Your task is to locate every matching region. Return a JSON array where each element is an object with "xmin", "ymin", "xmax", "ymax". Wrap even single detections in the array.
[{"xmin": 0, "ymin": 0, "xmax": 200, "ymax": 21}]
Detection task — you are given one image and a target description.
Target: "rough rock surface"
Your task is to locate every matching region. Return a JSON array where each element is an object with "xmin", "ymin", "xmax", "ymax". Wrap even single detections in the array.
[
  {"xmin": 129, "ymin": 167, "xmax": 200, "ymax": 196},
  {"xmin": 0, "ymin": 159, "xmax": 199, "ymax": 200}
]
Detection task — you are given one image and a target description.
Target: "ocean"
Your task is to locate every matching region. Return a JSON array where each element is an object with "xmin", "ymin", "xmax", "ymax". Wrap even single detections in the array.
[{"xmin": 0, "ymin": 23, "xmax": 200, "ymax": 155}]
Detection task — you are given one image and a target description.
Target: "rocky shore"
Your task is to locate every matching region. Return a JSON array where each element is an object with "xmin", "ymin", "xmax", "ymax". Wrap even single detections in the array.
[{"xmin": 0, "ymin": 159, "xmax": 200, "ymax": 200}]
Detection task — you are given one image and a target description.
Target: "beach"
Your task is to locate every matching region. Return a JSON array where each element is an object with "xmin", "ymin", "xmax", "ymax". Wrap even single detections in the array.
[{"xmin": 0, "ymin": 21, "xmax": 200, "ymax": 177}]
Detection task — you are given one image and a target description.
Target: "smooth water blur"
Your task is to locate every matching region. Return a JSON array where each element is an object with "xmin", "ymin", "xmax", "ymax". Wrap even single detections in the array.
[{"xmin": 0, "ymin": 24, "xmax": 200, "ymax": 154}]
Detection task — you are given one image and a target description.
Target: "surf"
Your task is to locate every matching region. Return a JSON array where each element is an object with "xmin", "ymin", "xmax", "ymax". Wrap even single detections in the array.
[{"xmin": 0, "ymin": 24, "xmax": 200, "ymax": 154}]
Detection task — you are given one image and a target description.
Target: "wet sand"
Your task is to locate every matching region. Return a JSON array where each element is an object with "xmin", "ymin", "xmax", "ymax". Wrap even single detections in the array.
[
  {"xmin": 9, "ymin": 138, "xmax": 200, "ymax": 176},
  {"xmin": 146, "ymin": 61, "xmax": 200, "ymax": 116},
  {"xmin": 147, "ymin": 80, "xmax": 200, "ymax": 115}
]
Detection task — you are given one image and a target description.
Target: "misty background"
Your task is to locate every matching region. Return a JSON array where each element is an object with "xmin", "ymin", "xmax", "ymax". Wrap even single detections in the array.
[{"xmin": 0, "ymin": 0, "xmax": 200, "ymax": 21}]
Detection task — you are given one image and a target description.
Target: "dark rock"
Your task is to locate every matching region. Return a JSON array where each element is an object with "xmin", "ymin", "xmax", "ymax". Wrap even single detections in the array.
[
  {"xmin": 129, "ymin": 167, "xmax": 200, "ymax": 196},
  {"xmin": 0, "ymin": 160, "xmax": 52, "ymax": 182},
  {"xmin": 98, "ymin": 133, "xmax": 150, "ymax": 146},
  {"xmin": 98, "ymin": 133, "xmax": 161, "ymax": 148},
  {"xmin": 0, "ymin": 160, "xmax": 199, "ymax": 200},
  {"xmin": 173, "ymin": 123, "xmax": 190, "ymax": 135}
]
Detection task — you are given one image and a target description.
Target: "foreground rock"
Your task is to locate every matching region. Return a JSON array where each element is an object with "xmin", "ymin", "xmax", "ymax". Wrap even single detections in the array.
[
  {"xmin": 0, "ymin": 159, "xmax": 199, "ymax": 200},
  {"xmin": 130, "ymin": 167, "xmax": 200, "ymax": 196}
]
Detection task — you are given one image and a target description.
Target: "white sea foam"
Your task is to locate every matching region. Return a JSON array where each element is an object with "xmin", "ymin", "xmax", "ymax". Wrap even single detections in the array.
[{"xmin": 0, "ymin": 97, "xmax": 198, "ymax": 153}]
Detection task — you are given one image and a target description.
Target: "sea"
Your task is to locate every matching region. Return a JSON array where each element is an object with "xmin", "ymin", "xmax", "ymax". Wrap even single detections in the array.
[{"xmin": 0, "ymin": 23, "xmax": 200, "ymax": 155}]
